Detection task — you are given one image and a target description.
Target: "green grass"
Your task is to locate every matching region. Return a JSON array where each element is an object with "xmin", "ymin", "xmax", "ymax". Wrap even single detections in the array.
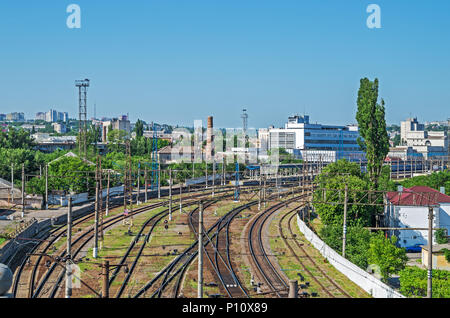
[{"xmin": 0, "ymin": 237, "xmax": 6, "ymax": 246}]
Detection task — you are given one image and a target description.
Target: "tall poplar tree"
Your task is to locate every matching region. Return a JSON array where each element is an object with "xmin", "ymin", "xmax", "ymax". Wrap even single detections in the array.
[{"xmin": 356, "ymin": 78, "xmax": 389, "ymax": 189}]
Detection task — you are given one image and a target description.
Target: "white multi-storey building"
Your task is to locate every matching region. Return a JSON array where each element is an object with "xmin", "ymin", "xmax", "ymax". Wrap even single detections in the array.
[
  {"xmin": 400, "ymin": 117, "xmax": 448, "ymax": 158},
  {"xmin": 268, "ymin": 115, "xmax": 364, "ymax": 162}
]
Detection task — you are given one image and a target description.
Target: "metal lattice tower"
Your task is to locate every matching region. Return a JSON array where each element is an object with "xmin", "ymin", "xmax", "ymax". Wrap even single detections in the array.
[
  {"xmin": 151, "ymin": 122, "xmax": 159, "ymax": 191},
  {"xmin": 75, "ymin": 79, "xmax": 90, "ymax": 158}
]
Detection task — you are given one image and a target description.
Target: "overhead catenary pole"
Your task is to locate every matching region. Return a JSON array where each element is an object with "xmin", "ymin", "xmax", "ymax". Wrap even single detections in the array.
[
  {"xmin": 99, "ymin": 157, "xmax": 104, "ymax": 246},
  {"xmin": 205, "ymin": 163, "xmax": 208, "ymax": 189},
  {"xmin": 137, "ymin": 162, "xmax": 141, "ymax": 205},
  {"xmin": 144, "ymin": 167, "xmax": 148, "ymax": 203},
  {"xmin": 427, "ymin": 206, "xmax": 434, "ymax": 299},
  {"xmin": 65, "ymin": 195, "xmax": 73, "ymax": 298},
  {"xmin": 288, "ymin": 280, "xmax": 298, "ymax": 298},
  {"xmin": 106, "ymin": 170, "xmax": 110, "ymax": 216},
  {"xmin": 198, "ymin": 201, "xmax": 204, "ymax": 298},
  {"xmin": 212, "ymin": 161, "xmax": 215, "ymax": 197},
  {"xmin": 11, "ymin": 163, "xmax": 14, "ymax": 202},
  {"xmin": 342, "ymin": 183, "xmax": 348, "ymax": 258},
  {"xmin": 45, "ymin": 164, "xmax": 48, "ymax": 210},
  {"xmin": 222, "ymin": 157, "xmax": 225, "ymax": 186},
  {"xmin": 102, "ymin": 260, "xmax": 110, "ymax": 298},
  {"xmin": 169, "ymin": 168, "xmax": 172, "ymax": 221},
  {"xmin": 21, "ymin": 164, "xmax": 25, "ymax": 218},
  {"xmin": 158, "ymin": 159, "xmax": 161, "ymax": 199},
  {"xmin": 93, "ymin": 178, "xmax": 99, "ymax": 259},
  {"xmin": 179, "ymin": 182, "xmax": 182, "ymax": 214}
]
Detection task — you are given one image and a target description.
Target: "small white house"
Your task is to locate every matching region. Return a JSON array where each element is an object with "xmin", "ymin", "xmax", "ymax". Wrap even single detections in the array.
[{"xmin": 385, "ymin": 186, "xmax": 450, "ymax": 248}]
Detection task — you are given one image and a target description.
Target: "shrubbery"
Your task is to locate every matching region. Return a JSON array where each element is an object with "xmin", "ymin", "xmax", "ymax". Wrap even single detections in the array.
[{"xmin": 399, "ymin": 267, "xmax": 450, "ymax": 298}]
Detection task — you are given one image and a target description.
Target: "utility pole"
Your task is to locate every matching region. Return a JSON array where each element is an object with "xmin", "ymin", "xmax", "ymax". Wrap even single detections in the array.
[
  {"xmin": 11, "ymin": 163, "xmax": 14, "ymax": 202},
  {"xmin": 205, "ymin": 163, "xmax": 208, "ymax": 189},
  {"xmin": 263, "ymin": 176, "xmax": 267, "ymax": 208},
  {"xmin": 123, "ymin": 163, "xmax": 128, "ymax": 225},
  {"xmin": 137, "ymin": 162, "xmax": 141, "ymax": 205},
  {"xmin": 99, "ymin": 157, "xmax": 104, "ymax": 246},
  {"xmin": 212, "ymin": 161, "xmax": 215, "ymax": 197},
  {"xmin": 65, "ymin": 195, "xmax": 72, "ymax": 298},
  {"xmin": 106, "ymin": 171, "xmax": 110, "ymax": 216},
  {"xmin": 198, "ymin": 201, "xmax": 204, "ymax": 299},
  {"xmin": 179, "ymin": 182, "xmax": 182, "ymax": 214},
  {"xmin": 93, "ymin": 173, "xmax": 99, "ymax": 259},
  {"xmin": 45, "ymin": 164, "xmax": 48, "ymax": 210},
  {"xmin": 169, "ymin": 168, "xmax": 172, "ymax": 221},
  {"xmin": 21, "ymin": 164, "xmax": 25, "ymax": 218},
  {"xmin": 342, "ymin": 184, "xmax": 348, "ymax": 258},
  {"xmin": 102, "ymin": 260, "xmax": 110, "ymax": 298},
  {"xmin": 144, "ymin": 167, "xmax": 148, "ymax": 203},
  {"xmin": 427, "ymin": 206, "xmax": 434, "ymax": 299},
  {"xmin": 222, "ymin": 157, "xmax": 225, "ymax": 186},
  {"xmin": 288, "ymin": 280, "xmax": 298, "ymax": 298},
  {"xmin": 158, "ymin": 159, "xmax": 161, "ymax": 199},
  {"xmin": 258, "ymin": 171, "xmax": 262, "ymax": 211}
]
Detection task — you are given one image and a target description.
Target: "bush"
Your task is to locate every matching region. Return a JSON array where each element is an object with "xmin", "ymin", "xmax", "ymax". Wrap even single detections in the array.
[
  {"xmin": 320, "ymin": 224, "xmax": 372, "ymax": 269},
  {"xmin": 399, "ymin": 267, "xmax": 450, "ymax": 298}
]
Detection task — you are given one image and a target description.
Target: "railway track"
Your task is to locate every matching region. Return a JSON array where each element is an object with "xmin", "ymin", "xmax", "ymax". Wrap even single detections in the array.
[
  {"xmin": 278, "ymin": 207, "xmax": 351, "ymax": 298},
  {"xmin": 12, "ymin": 185, "xmax": 233, "ymax": 298},
  {"xmin": 108, "ymin": 190, "xmax": 236, "ymax": 298},
  {"xmin": 131, "ymin": 187, "xmax": 292, "ymax": 298},
  {"xmin": 246, "ymin": 196, "xmax": 305, "ymax": 298}
]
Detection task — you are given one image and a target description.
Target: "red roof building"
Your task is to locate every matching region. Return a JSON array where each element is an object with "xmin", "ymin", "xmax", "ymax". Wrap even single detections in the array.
[{"xmin": 387, "ymin": 186, "xmax": 450, "ymax": 206}]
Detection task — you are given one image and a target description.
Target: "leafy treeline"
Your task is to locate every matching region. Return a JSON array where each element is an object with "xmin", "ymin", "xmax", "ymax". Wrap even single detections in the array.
[
  {"xmin": 399, "ymin": 170, "xmax": 450, "ymax": 196},
  {"xmin": 314, "ymin": 159, "xmax": 406, "ymax": 279},
  {"xmin": 399, "ymin": 267, "xmax": 450, "ymax": 298}
]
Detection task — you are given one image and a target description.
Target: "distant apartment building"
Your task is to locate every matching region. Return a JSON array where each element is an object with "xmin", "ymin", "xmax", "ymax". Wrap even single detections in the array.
[
  {"xmin": 52, "ymin": 123, "xmax": 67, "ymax": 134},
  {"xmin": 0, "ymin": 114, "xmax": 5, "ymax": 121},
  {"xmin": 6, "ymin": 112, "xmax": 25, "ymax": 122},
  {"xmin": 35, "ymin": 112, "xmax": 46, "ymax": 121},
  {"xmin": 45, "ymin": 109, "xmax": 68, "ymax": 122},
  {"xmin": 102, "ymin": 115, "xmax": 131, "ymax": 142},
  {"xmin": 267, "ymin": 115, "xmax": 364, "ymax": 162},
  {"xmin": 400, "ymin": 117, "xmax": 448, "ymax": 159}
]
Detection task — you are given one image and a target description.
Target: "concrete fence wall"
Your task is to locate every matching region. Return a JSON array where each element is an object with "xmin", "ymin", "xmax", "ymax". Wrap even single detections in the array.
[
  {"xmin": 0, "ymin": 198, "xmax": 99, "ymax": 267},
  {"xmin": 48, "ymin": 186, "xmax": 124, "ymax": 207},
  {"xmin": 0, "ymin": 220, "xmax": 39, "ymax": 265},
  {"xmin": 296, "ymin": 215, "xmax": 405, "ymax": 298}
]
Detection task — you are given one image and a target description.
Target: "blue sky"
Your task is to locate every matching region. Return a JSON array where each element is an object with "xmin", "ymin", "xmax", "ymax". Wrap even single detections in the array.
[{"xmin": 0, "ymin": 0, "xmax": 449, "ymax": 128}]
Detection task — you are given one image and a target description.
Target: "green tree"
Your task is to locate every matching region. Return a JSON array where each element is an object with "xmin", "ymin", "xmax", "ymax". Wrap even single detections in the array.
[
  {"xmin": 392, "ymin": 134, "xmax": 401, "ymax": 146},
  {"xmin": 0, "ymin": 127, "xmax": 35, "ymax": 149},
  {"xmin": 435, "ymin": 229, "xmax": 449, "ymax": 244},
  {"xmin": 399, "ymin": 267, "xmax": 450, "ymax": 298},
  {"xmin": 368, "ymin": 232, "xmax": 407, "ymax": 281},
  {"xmin": 134, "ymin": 119, "xmax": 144, "ymax": 138},
  {"xmin": 314, "ymin": 159, "xmax": 373, "ymax": 227},
  {"xmin": 107, "ymin": 129, "xmax": 128, "ymax": 153},
  {"xmin": 356, "ymin": 78, "xmax": 389, "ymax": 189},
  {"xmin": 320, "ymin": 225, "xmax": 372, "ymax": 269}
]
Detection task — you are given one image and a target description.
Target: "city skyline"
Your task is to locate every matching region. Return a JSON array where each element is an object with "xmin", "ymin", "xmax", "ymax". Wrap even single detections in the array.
[{"xmin": 1, "ymin": 1, "xmax": 449, "ymax": 129}]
